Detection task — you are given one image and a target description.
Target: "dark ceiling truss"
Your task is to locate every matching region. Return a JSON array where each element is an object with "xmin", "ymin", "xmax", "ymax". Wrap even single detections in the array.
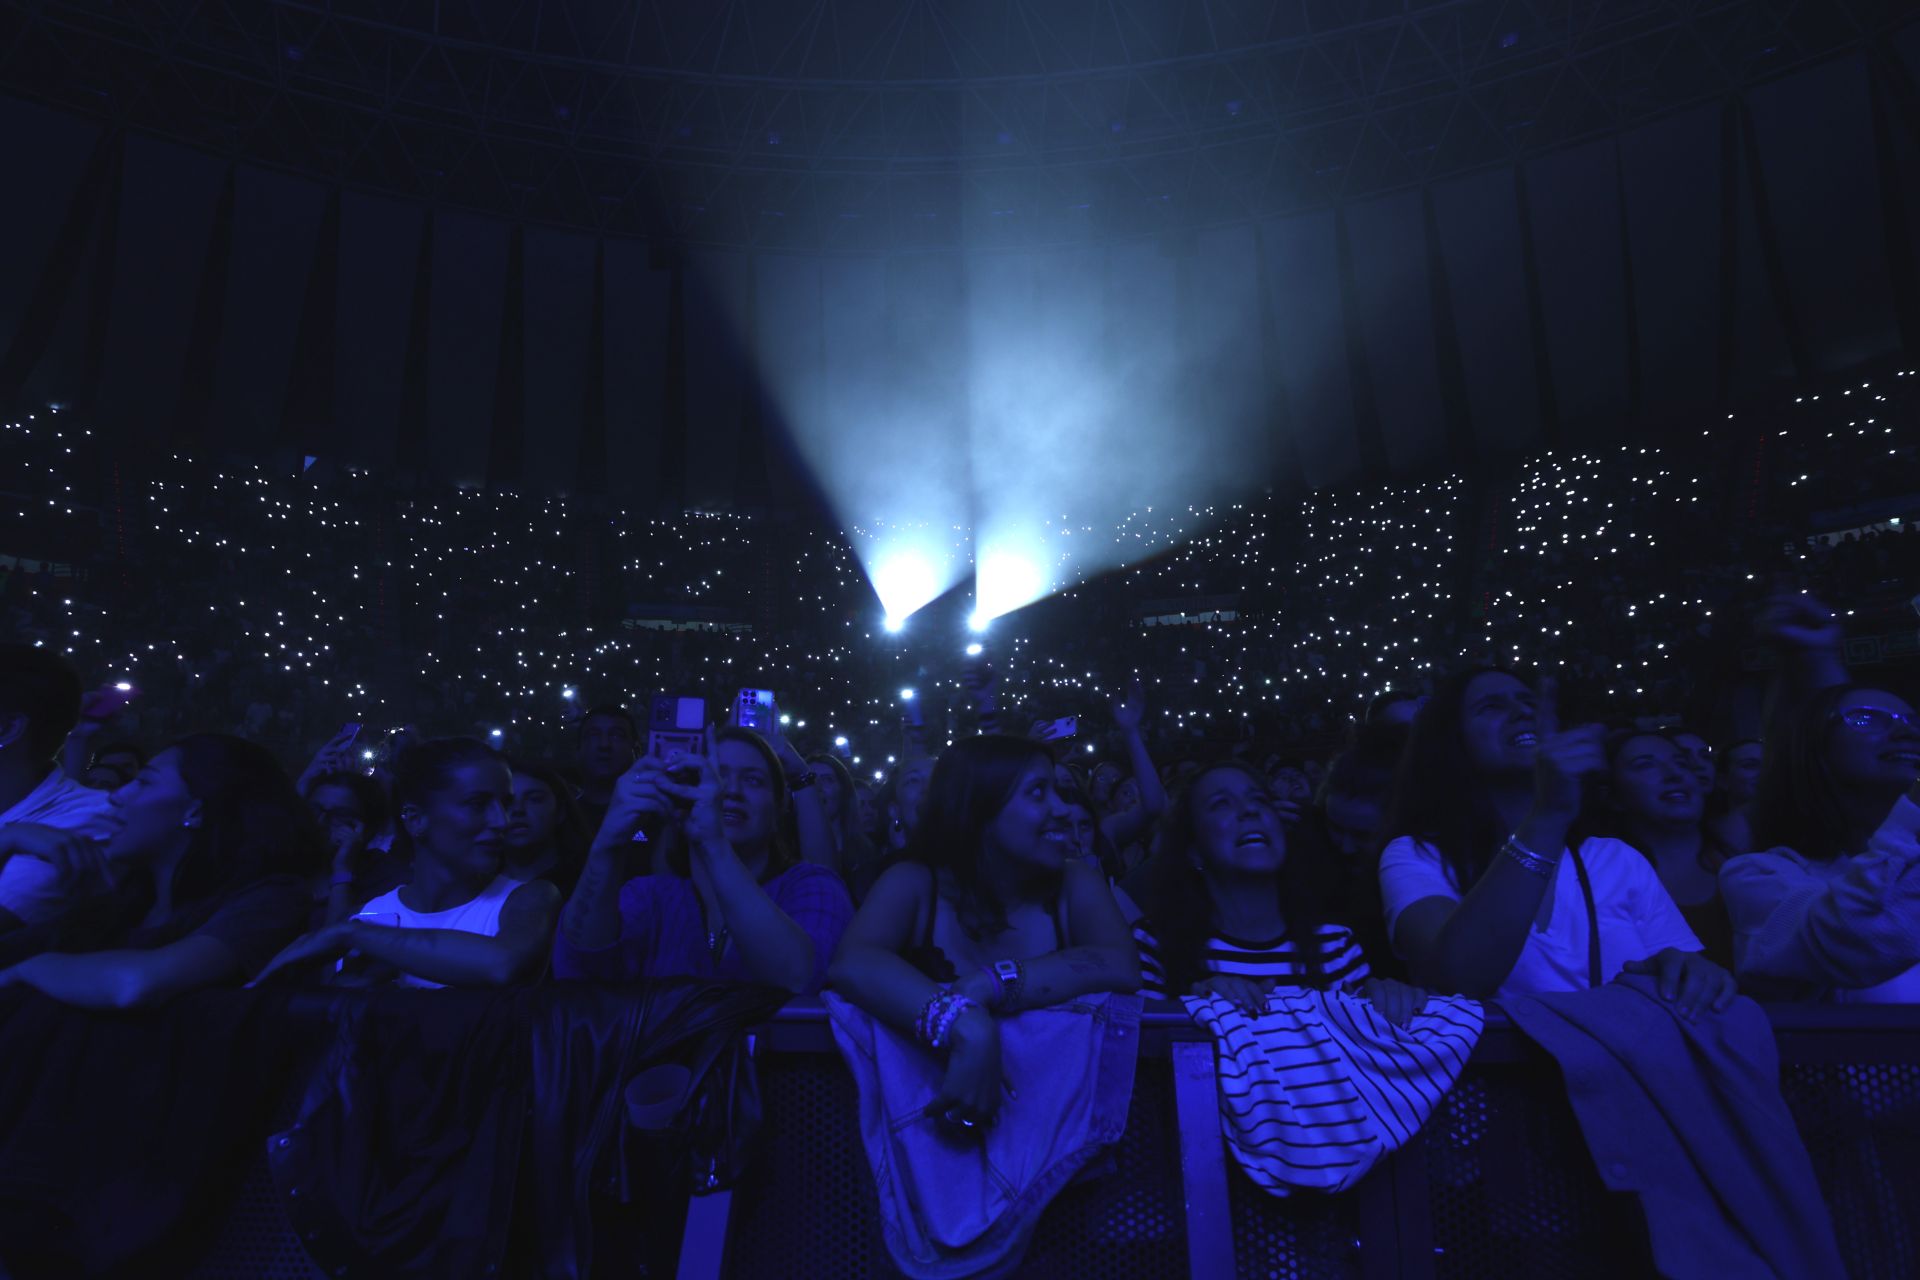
[{"xmin": 0, "ymin": 0, "xmax": 1893, "ymax": 251}]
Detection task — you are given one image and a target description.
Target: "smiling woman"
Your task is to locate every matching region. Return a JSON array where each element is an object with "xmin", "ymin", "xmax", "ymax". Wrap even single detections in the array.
[
  {"xmin": 827, "ymin": 734, "xmax": 1142, "ymax": 1130},
  {"xmin": 1128, "ymin": 762, "xmax": 1429, "ymax": 1022}
]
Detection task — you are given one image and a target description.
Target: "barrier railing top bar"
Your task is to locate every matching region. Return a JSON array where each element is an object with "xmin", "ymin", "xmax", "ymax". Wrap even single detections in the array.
[{"xmin": 759, "ymin": 998, "xmax": 1920, "ymax": 1059}]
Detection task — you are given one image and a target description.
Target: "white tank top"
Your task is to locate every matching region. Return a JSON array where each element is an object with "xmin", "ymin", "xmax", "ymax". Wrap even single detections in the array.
[{"xmin": 353, "ymin": 874, "xmax": 519, "ymax": 989}]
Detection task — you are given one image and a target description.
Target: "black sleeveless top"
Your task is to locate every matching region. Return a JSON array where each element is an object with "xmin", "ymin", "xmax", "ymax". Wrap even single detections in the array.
[{"xmin": 901, "ymin": 864, "xmax": 1065, "ymax": 984}]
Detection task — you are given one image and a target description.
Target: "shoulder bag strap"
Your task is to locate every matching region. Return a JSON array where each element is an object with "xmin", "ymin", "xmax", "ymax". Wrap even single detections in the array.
[{"xmin": 1568, "ymin": 844, "xmax": 1603, "ymax": 988}]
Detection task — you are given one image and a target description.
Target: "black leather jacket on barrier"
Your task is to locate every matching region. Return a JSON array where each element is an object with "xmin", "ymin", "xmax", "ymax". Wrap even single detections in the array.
[{"xmin": 0, "ymin": 980, "xmax": 789, "ymax": 1280}]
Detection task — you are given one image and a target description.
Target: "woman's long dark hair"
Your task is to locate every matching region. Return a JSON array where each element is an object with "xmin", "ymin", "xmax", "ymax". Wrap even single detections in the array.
[
  {"xmin": 1377, "ymin": 667, "xmax": 1512, "ymax": 893},
  {"xmin": 905, "ymin": 735, "xmax": 1057, "ymax": 936},
  {"xmin": 1143, "ymin": 762, "xmax": 1335, "ymax": 996},
  {"xmin": 1750, "ymin": 684, "xmax": 1895, "ymax": 863},
  {"xmin": 172, "ymin": 732, "xmax": 327, "ymax": 898}
]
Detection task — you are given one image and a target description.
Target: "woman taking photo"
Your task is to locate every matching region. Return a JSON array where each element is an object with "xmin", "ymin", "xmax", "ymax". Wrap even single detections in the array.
[
  {"xmin": 252, "ymin": 738, "xmax": 560, "ymax": 988},
  {"xmin": 1135, "ymin": 761, "xmax": 1425, "ymax": 1022},
  {"xmin": 1377, "ymin": 669, "xmax": 1732, "ymax": 1014},
  {"xmin": 1720, "ymin": 685, "xmax": 1920, "ymax": 1002},
  {"xmin": 0, "ymin": 733, "xmax": 316, "ymax": 1005},
  {"xmin": 554, "ymin": 727, "xmax": 852, "ymax": 994},
  {"xmin": 828, "ymin": 734, "xmax": 1142, "ymax": 1130}
]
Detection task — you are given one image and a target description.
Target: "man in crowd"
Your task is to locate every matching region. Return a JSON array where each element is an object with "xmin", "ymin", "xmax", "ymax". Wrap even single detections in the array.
[{"xmin": 572, "ymin": 704, "xmax": 639, "ymax": 835}]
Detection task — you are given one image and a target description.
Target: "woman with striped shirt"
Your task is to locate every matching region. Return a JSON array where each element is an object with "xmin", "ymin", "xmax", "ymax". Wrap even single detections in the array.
[{"xmin": 1134, "ymin": 761, "xmax": 1426, "ymax": 1023}]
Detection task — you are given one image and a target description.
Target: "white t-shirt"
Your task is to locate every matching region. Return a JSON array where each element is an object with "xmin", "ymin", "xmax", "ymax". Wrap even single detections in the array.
[
  {"xmin": 0, "ymin": 769, "xmax": 117, "ymax": 924},
  {"xmin": 1379, "ymin": 834, "xmax": 1701, "ymax": 999},
  {"xmin": 352, "ymin": 874, "xmax": 520, "ymax": 989}
]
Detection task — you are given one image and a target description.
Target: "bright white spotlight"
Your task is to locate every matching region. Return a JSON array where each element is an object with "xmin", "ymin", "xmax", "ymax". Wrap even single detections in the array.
[
  {"xmin": 871, "ymin": 551, "xmax": 942, "ymax": 629},
  {"xmin": 965, "ymin": 642, "xmax": 984, "ymax": 656},
  {"xmin": 900, "ymin": 688, "xmax": 916, "ymax": 701},
  {"xmin": 974, "ymin": 550, "xmax": 1048, "ymax": 626},
  {"xmin": 834, "ymin": 735, "xmax": 849, "ymax": 747},
  {"xmin": 883, "ymin": 615, "xmax": 905, "ymax": 634},
  {"xmin": 967, "ymin": 611, "xmax": 990, "ymax": 634}
]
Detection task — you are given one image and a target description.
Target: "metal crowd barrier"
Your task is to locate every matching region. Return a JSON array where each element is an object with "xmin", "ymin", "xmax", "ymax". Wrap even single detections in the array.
[{"xmin": 190, "ymin": 1002, "xmax": 1920, "ymax": 1280}]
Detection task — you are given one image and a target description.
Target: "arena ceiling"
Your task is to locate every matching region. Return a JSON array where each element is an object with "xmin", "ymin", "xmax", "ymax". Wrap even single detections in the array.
[{"xmin": 0, "ymin": 0, "xmax": 1902, "ymax": 252}]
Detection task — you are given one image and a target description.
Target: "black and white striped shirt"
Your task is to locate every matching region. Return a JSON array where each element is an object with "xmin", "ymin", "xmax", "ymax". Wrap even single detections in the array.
[{"xmin": 1134, "ymin": 922, "xmax": 1371, "ymax": 998}]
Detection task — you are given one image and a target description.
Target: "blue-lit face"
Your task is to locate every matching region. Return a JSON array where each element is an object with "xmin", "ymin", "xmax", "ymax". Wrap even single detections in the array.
[
  {"xmin": 891, "ymin": 757, "xmax": 936, "ymax": 833},
  {"xmin": 507, "ymin": 772, "xmax": 560, "ymax": 851},
  {"xmin": 715, "ymin": 739, "xmax": 781, "ymax": 850},
  {"xmin": 1190, "ymin": 767, "xmax": 1285, "ymax": 876},
  {"xmin": 1609, "ymin": 735, "xmax": 1702, "ymax": 827},
  {"xmin": 808, "ymin": 761, "xmax": 845, "ymax": 821},
  {"xmin": 1671, "ymin": 732, "xmax": 1715, "ymax": 793},
  {"xmin": 577, "ymin": 714, "xmax": 636, "ymax": 783},
  {"xmin": 1723, "ymin": 742, "xmax": 1764, "ymax": 808},
  {"xmin": 983, "ymin": 759, "xmax": 1074, "ymax": 871},
  {"xmin": 406, "ymin": 760, "xmax": 512, "ymax": 879},
  {"xmin": 1460, "ymin": 672, "xmax": 1538, "ymax": 777},
  {"xmin": 1823, "ymin": 689, "xmax": 1920, "ymax": 794},
  {"xmin": 105, "ymin": 748, "xmax": 198, "ymax": 865}
]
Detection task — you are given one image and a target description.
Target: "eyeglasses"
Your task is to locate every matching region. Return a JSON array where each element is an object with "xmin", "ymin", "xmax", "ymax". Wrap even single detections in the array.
[{"xmin": 1831, "ymin": 706, "xmax": 1920, "ymax": 735}]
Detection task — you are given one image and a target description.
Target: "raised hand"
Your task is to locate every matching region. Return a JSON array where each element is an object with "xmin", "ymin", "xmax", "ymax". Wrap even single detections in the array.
[
  {"xmin": 1756, "ymin": 592, "xmax": 1842, "ymax": 653},
  {"xmin": 655, "ymin": 726, "xmax": 726, "ymax": 848},
  {"xmin": 763, "ymin": 700, "xmax": 810, "ymax": 778},
  {"xmin": 1111, "ymin": 679, "xmax": 1147, "ymax": 733},
  {"xmin": 298, "ymin": 725, "xmax": 362, "ymax": 791},
  {"xmin": 1529, "ymin": 681, "xmax": 1606, "ymax": 825},
  {"xmin": 595, "ymin": 754, "xmax": 675, "ymax": 846}
]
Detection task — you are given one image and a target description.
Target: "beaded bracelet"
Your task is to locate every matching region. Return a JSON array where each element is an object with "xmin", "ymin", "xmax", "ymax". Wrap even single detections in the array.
[
  {"xmin": 930, "ymin": 994, "xmax": 976, "ymax": 1049},
  {"xmin": 915, "ymin": 992, "xmax": 947, "ymax": 1045},
  {"xmin": 1501, "ymin": 835, "xmax": 1559, "ymax": 879}
]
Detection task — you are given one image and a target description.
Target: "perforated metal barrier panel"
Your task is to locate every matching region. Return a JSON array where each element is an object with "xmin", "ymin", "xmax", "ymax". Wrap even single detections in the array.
[
  {"xmin": 172, "ymin": 1019, "xmax": 1920, "ymax": 1280},
  {"xmin": 1780, "ymin": 1062, "xmax": 1920, "ymax": 1280}
]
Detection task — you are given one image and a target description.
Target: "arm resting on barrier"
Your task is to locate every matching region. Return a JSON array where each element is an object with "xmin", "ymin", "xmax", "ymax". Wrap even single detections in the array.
[{"xmin": 0, "ymin": 934, "xmax": 242, "ymax": 1009}]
